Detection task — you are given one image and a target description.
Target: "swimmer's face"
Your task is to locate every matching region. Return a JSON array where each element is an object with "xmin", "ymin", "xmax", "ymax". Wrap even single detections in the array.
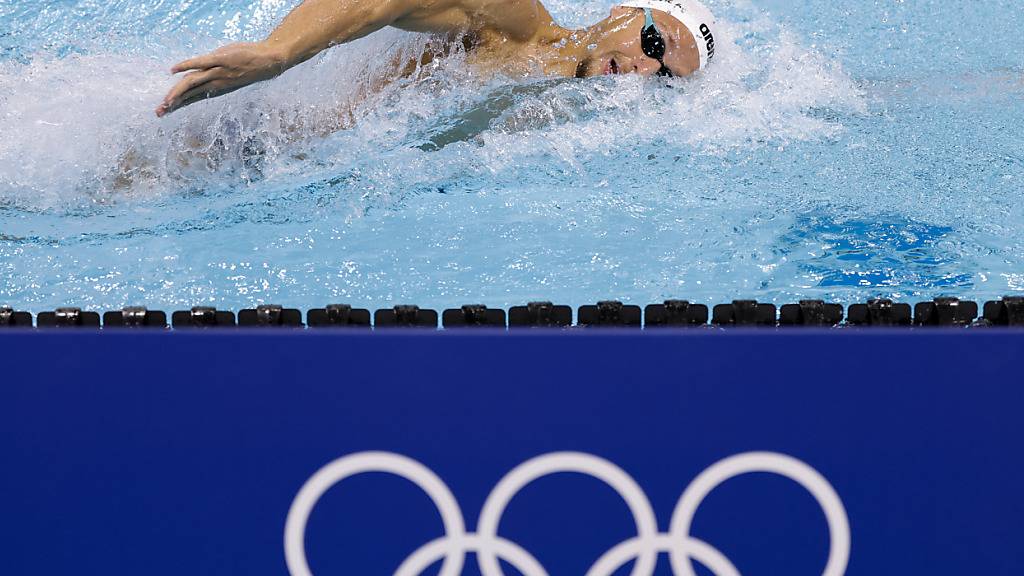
[{"xmin": 578, "ymin": 7, "xmax": 700, "ymax": 79}]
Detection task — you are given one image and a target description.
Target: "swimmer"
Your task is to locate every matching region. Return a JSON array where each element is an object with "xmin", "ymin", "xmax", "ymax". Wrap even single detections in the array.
[{"xmin": 156, "ymin": 0, "xmax": 718, "ymax": 117}]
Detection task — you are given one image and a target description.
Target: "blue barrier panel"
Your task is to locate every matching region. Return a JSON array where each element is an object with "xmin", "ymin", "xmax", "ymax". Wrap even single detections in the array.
[{"xmin": 1, "ymin": 331, "xmax": 1023, "ymax": 575}]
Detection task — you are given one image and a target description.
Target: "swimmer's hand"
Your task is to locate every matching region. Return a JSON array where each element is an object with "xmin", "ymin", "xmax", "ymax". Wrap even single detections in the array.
[
  {"xmin": 155, "ymin": 0, "xmax": 455, "ymax": 117},
  {"xmin": 156, "ymin": 42, "xmax": 285, "ymax": 117}
]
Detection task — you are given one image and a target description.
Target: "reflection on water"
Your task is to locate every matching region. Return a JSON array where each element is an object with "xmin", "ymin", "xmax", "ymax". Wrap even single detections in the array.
[{"xmin": 779, "ymin": 214, "xmax": 974, "ymax": 293}]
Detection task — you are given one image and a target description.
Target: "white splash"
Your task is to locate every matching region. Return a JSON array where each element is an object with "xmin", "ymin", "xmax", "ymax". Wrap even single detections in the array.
[{"xmin": 0, "ymin": 0, "xmax": 865, "ymax": 211}]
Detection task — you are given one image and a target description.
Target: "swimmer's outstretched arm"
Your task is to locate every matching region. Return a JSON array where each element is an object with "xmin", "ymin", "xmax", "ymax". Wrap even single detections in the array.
[{"xmin": 156, "ymin": 0, "xmax": 424, "ymax": 117}]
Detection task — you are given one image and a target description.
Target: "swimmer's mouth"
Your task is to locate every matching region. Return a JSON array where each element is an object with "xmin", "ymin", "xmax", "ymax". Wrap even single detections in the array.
[{"xmin": 607, "ymin": 58, "xmax": 620, "ymax": 75}]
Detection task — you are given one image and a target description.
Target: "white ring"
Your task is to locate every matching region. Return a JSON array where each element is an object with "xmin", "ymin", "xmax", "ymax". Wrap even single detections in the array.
[
  {"xmin": 477, "ymin": 452, "xmax": 659, "ymax": 576},
  {"xmin": 586, "ymin": 534, "xmax": 740, "ymax": 576},
  {"xmin": 396, "ymin": 535, "xmax": 547, "ymax": 576},
  {"xmin": 283, "ymin": 452, "xmax": 467, "ymax": 576},
  {"xmin": 284, "ymin": 450, "xmax": 851, "ymax": 576},
  {"xmin": 669, "ymin": 452, "xmax": 851, "ymax": 576}
]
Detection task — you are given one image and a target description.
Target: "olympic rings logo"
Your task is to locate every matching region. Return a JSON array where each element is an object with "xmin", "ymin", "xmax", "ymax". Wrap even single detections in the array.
[{"xmin": 284, "ymin": 451, "xmax": 850, "ymax": 576}]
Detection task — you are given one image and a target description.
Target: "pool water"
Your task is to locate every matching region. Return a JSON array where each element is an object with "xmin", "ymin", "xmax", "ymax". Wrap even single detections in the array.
[{"xmin": 1, "ymin": 0, "xmax": 1022, "ymax": 312}]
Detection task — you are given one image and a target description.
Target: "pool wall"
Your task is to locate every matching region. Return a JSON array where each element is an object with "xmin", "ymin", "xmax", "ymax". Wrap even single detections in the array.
[{"xmin": 2, "ymin": 331, "xmax": 1022, "ymax": 574}]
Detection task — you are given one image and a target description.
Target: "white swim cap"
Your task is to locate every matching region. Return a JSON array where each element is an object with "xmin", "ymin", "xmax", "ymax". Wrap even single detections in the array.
[{"xmin": 619, "ymin": 0, "xmax": 718, "ymax": 70}]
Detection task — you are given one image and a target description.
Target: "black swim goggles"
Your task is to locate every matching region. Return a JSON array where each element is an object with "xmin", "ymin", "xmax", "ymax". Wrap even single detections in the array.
[{"xmin": 639, "ymin": 7, "xmax": 674, "ymax": 77}]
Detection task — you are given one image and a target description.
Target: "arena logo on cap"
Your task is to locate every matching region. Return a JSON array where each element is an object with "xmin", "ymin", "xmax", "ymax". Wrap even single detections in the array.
[
  {"xmin": 699, "ymin": 23, "xmax": 715, "ymax": 59},
  {"xmin": 665, "ymin": 0, "xmax": 715, "ymax": 59},
  {"xmin": 284, "ymin": 451, "xmax": 851, "ymax": 576}
]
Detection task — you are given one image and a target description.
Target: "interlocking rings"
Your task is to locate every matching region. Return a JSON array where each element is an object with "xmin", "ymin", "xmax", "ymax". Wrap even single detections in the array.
[{"xmin": 284, "ymin": 451, "xmax": 850, "ymax": 576}]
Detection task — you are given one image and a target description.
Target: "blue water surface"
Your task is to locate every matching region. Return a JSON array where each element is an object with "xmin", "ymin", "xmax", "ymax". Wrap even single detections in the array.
[{"xmin": 0, "ymin": 0, "xmax": 1022, "ymax": 311}]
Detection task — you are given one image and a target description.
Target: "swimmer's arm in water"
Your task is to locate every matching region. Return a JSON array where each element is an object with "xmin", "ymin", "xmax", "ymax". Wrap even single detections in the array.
[
  {"xmin": 157, "ymin": 0, "xmax": 418, "ymax": 117},
  {"xmin": 156, "ymin": 0, "xmax": 547, "ymax": 117}
]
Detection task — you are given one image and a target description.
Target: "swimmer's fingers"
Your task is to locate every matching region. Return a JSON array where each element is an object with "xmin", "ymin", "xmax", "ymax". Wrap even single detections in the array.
[
  {"xmin": 172, "ymin": 82, "xmax": 243, "ymax": 114},
  {"xmin": 156, "ymin": 69, "xmax": 220, "ymax": 117},
  {"xmin": 171, "ymin": 54, "xmax": 220, "ymax": 74},
  {"xmin": 157, "ymin": 43, "xmax": 283, "ymax": 117}
]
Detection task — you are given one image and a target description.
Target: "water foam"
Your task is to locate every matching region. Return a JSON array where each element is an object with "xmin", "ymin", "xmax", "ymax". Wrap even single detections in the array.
[{"xmin": 0, "ymin": 0, "xmax": 866, "ymax": 212}]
